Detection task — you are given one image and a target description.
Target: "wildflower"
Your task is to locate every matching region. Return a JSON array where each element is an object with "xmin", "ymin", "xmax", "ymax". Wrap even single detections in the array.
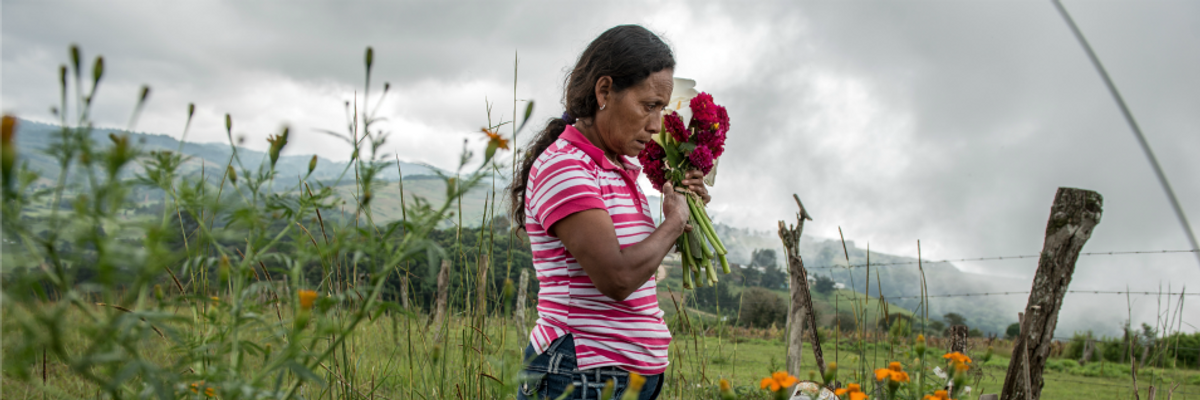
[
  {"xmin": 2, "ymin": 115, "xmax": 17, "ymax": 195},
  {"xmin": 760, "ymin": 371, "xmax": 798, "ymax": 392},
  {"xmin": 298, "ymin": 289, "xmax": 318, "ymax": 311},
  {"xmin": 190, "ymin": 381, "xmax": 202, "ymax": 393},
  {"xmin": 923, "ymin": 389, "xmax": 951, "ymax": 400},
  {"xmin": 834, "ymin": 383, "xmax": 868, "ymax": 400},
  {"xmin": 619, "ymin": 372, "xmax": 646, "ymax": 400},
  {"xmin": 481, "ymin": 127, "xmax": 510, "ymax": 150},
  {"xmin": 874, "ymin": 362, "xmax": 910, "ymax": 383},
  {"xmin": 823, "ymin": 362, "xmax": 838, "ymax": 384},
  {"xmin": 719, "ymin": 378, "xmax": 736, "ymax": 400},
  {"xmin": 480, "ymin": 127, "xmax": 510, "ymax": 163},
  {"xmin": 943, "ymin": 352, "xmax": 971, "ymax": 365},
  {"xmin": 266, "ymin": 127, "xmax": 289, "ymax": 169},
  {"xmin": 205, "ymin": 387, "xmax": 215, "ymax": 397}
]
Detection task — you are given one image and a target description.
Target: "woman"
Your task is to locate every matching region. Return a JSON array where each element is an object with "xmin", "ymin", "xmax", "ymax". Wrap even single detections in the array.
[{"xmin": 509, "ymin": 25, "xmax": 710, "ymax": 400}]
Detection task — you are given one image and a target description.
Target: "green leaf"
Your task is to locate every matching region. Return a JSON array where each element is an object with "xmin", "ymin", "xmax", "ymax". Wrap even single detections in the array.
[
  {"xmin": 287, "ymin": 361, "xmax": 325, "ymax": 386},
  {"xmin": 517, "ymin": 101, "xmax": 536, "ymax": 133}
]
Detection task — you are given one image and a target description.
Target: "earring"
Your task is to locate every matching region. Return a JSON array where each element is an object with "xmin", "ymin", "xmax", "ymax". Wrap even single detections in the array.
[{"xmin": 600, "ymin": 103, "xmax": 606, "ymax": 111}]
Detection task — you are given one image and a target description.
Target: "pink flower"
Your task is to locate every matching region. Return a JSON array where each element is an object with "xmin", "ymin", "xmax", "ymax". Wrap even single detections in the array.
[
  {"xmin": 663, "ymin": 111, "xmax": 688, "ymax": 142},
  {"xmin": 688, "ymin": 145, "xmax": 715, "ymax": 175},
  {"xmin": 695, "ymin": 129, "xmax": 726, "ymax": 159}
]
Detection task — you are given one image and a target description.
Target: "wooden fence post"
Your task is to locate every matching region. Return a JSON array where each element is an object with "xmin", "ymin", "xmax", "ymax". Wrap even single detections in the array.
[
  {"xmin": 515, "ymin": 268, "xmax": 530, "ymax": 335},
  {"xmin": 429, "ymin": 259, "xmax": 451, "ymax": 336},
  {"xmin": 778, "ymin": 194, "xmax": 823, "ymax": 377},
  {"xmin": 950, "ymin": 325, "xmax": 968, "ymax": 354},
  {"xmin": 399, "ymin": 275, "xmax": 411, "ymax": 310},
  {"xmin": 999, "ymin": 187, "xmax": 1103, "ymax": 400}
]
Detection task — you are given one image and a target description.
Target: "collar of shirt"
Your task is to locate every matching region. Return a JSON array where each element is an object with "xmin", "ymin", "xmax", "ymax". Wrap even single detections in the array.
[{"xmin": 560, "ymin": 125, "xmax": 647, "ymax": 215}]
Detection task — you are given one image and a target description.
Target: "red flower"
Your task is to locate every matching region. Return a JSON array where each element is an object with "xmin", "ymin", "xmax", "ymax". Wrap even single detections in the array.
[
  {"xmin": 639, "ymin": 139, "xmax": 665, "ymax": 162},
  {"xmin": 689, "ymin": 92, "xmax": 719, "ymax": 132},
  {"xmin": 716, "ymin": 105, "xmax": 730, "ymax": 134},
  {"xmin": 664, "ymin": 111, "xmax": 688, "ymax": 142},
  {"xmin": 695, "ymin": 129, "xmax": 726, "ymax": 159},
  {"xmin": 688, "ymin": 145, "xmax": 714, "ymax": 175},
  {"xmin": 642, "ymin": 158, "xmax": 666, "ymax": 191}
]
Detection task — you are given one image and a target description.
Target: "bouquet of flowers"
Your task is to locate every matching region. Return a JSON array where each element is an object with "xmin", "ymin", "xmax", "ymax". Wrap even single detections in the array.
[{"xmin": 638, "ymin": 78, "xmax": 729, "ymax": 289}]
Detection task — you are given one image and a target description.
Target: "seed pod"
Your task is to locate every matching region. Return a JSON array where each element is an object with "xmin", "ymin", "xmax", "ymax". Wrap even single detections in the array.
[
  {"xmin": 154, "ymin": 284, "xmax": 165, "ymax": 301},
  {"xmin": 92, "ymin": 56, "xmax": 105, "ymax": 87},
  {"xmin": 187, "ymin": 103, "xmax": 195, "ymax": 119},
  {"xmin": 225, "ymin": 113, "xmax": 232, "ymax": 136},
  {"xmin": 227, "ymin": 165, "xmax": 237, "ymax": 185},
  {"xmin": 364, "ymin": 47, "xmax": 374, "ymax": 72},
  {"xmin": 307, "ymin": 155, "xmax": 317, "ymax": 176},
  {"xmin": 69, "ymin": 45, "xmax": 81, "ymax": 78}
]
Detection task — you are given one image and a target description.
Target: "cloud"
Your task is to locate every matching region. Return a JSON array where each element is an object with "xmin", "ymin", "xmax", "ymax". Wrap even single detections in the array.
[{"xmin": 4, "ymin": 0, "xmax": 1199, "ymax": 333}]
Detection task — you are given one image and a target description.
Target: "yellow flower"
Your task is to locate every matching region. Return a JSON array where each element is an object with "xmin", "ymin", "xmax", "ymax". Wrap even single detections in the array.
[
  {"xmin": 628, "ymin": 372, "xmax": 646, "ymax": 393},
  {"xmin": 917, "ymin": 334, "xmax": 925, "ymax": 342},
  {"xmin": 298, "ymin": 290, "xmax": 318, "ymax": 311},
  {"xmin": 923, "ymin": 389, "xmax": 952, "ymax": 400},
  {"xmin": 760, "ymin": 371, "xmax": 798, "ymax": 392},
  {"xmin": 719, "ymin": 379, "xmax": 731, "ymax": 392},
  {"xmin": 834, "ymin": 383, "xmax": 868, "ymax": 400},
  {"xmin": 204, "ymin": 387, "xmax": 215, "ymax": 397}
]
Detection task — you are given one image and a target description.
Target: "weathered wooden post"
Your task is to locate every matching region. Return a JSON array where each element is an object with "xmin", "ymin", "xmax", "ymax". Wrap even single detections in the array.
[
  {"xmin": 778, "ymin": 194, "xmax": 824, "ymax": 377},
  {"xmin": 399, "ymin": 275, "xmax": 411, "ymax": 310},
  {"xmin": 999, "ymin": 187, "xmax": 1103, "ymax": 400},
  {"xmin": 515, "ymin": 268, "xmax": 530, "ymax": 334},
  {"xmin": 950, "ymin": 326, "xmax": 969, "ymax": 354},
  {"xmin": 429, "ymin": 259, "xmax": 451, "ymax": 335}
]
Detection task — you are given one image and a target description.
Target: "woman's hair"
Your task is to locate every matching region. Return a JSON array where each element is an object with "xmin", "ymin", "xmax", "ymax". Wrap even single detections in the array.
[{"xmin": 508, "ymin": 24, "xmax": 675, "ymax": 228}]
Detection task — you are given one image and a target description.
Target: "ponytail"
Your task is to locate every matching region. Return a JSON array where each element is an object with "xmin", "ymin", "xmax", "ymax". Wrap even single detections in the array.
[{"xmin": 509, "ymin": 117, "xmax": 569, "ymax": 228}]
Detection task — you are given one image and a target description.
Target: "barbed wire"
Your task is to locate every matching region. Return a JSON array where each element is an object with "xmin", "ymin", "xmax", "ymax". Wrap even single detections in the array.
[
  {"xmin": 882, "ymin": 290, "xmax": 1200, "ymax": 300},
  {"xmin": 800, "ymin": 249, "xmax": 1199, "ymax": 271}
]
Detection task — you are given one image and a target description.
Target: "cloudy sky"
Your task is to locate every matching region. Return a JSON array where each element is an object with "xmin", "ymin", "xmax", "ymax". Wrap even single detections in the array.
[{"xmin": 4, "ymin": 1, "xmax": 1198, "ymax": 332}]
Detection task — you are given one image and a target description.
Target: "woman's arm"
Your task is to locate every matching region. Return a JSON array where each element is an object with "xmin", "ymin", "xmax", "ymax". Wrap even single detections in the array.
[{"xmin": 552, "ymin": 182, "xmax": 691, "ymax": 301}]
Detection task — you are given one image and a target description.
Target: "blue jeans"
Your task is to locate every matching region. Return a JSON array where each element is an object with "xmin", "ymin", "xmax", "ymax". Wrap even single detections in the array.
[{"xmin": 517, "ymin": 335, "xmax": 664, "ymax": 400}]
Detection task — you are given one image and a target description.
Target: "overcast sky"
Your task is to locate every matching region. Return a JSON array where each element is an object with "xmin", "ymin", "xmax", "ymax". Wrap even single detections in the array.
[{"xmin": 4, "ymin": 1, "xmax": 1198, "ymax": 332}]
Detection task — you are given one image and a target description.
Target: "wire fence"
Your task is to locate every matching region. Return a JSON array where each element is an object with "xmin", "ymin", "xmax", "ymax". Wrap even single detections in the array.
[{"xmin": 801, "ymin": 249, "xmax": 1199, "ymax": 271}]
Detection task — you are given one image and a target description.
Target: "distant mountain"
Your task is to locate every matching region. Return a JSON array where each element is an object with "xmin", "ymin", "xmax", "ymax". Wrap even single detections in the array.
[{"xmin": 10, "ymin": 118, "xmax": 440, "ymax": 184}]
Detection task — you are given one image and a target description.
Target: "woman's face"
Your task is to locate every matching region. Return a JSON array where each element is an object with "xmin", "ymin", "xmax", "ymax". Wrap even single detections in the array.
[{"xmin": 594, "ymin": 69, "xmax": 674, "ymax": 159}]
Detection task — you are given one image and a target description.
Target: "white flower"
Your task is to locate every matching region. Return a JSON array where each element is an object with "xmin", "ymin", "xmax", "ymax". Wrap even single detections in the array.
[
  {"xmin": 668, "ymin": 77, "xmax": 698, "ymax": 125},
  {"xmin": 933, "ymin": 366, "xmax": 948, "ymax": 380}
]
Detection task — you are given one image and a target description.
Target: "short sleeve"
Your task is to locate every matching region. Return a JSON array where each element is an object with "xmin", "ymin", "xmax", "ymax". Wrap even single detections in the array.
[{"xmin": 527, "ymin": 150, "xmax": 607, "ymax": 234}]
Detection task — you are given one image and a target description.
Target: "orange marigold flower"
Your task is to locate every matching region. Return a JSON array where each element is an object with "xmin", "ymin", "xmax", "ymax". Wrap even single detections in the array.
[
  {"xmin": 888, "ymin": 361, "xmax": 903, "ymax": 372},
  {"xmin": 190, "ymin": 381, "xmax": 202, "ymax": 393},
  {"xmin": 628, "ymin": 372, "xmax": 646, "ymax": 393},
  {"xmin": 481, "ymin": 127, "xmax": 510, "ymax": 150},
  {"xmin": 943, "ymin": 352, "xmax": 972, "ymax": 364},
  {"xmin": 204, "ymin": 387, "xmax": 215, "ymax": 397},
  {"xmin": 874, "ymin": 368, "xmax": 893, "ymax": 382},
  {"xmin": 834, "ymin": 383, "xmax": 868, "ymax": 400},
  {"xmin": 923, "ymin": 389, "xmax": 952, "ymax": 400},
  {"xmin": 719, "ymin": 379, "xmax": 731, "ymax": 392},
  {"xmin": 760, "ymin": 371, "xmax": 798, "ymax": 392},
  {"xmin": 298, "ymin": 289, "xmax": 318, "ymax": 310}
]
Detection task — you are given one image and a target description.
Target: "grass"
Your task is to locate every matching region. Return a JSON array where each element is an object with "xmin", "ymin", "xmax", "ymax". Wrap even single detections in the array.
[{"xmin": 5, "ymin": 298, "xmax": 1199, "ymax": 400}]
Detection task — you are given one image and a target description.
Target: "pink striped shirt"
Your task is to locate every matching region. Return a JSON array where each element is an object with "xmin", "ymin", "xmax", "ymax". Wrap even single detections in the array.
[{"xmin": 524, "ymin": 125, "xmax": 670, "ymax": 375}]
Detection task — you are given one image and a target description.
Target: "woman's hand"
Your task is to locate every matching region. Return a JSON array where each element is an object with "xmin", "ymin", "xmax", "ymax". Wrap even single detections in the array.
[
  {"xmin": 680, "ymin": 170, "xmax": 711, "ymax": 204},
  {"xmin": 661, "ymin": 182, "xmax": 692, "ymax": 233}
]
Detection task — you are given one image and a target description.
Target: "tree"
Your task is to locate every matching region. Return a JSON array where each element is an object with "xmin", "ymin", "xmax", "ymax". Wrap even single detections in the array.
[
  {"xmin": 1006, "ymin": 322, "xmax": 1021, "ymax": 339},
  {"xmin": 737, "ymin": 287, "xmax": 787, "ymax": 328},
  {"xmin": 750, "ymin": 248, "xmax": 777, "ymax": 269},
  {"xmin": 813, "ymin": 274, "xmax": 835, "ymax": 295},
  {"xmin": 943, "ymin": 312, "xmax": 967, "ymax": 326}
]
